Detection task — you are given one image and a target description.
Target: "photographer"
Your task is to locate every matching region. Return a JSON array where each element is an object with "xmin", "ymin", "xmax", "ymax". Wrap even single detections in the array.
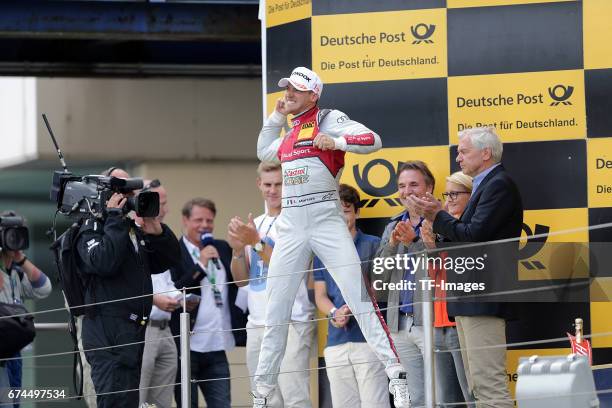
[
  {"xmin": 75, "ymin": 174, "xmax": 180, "ymax": 408},
  {"xmin": 0, "ymin": 211, "xmax": 52, "ymax": 408}
]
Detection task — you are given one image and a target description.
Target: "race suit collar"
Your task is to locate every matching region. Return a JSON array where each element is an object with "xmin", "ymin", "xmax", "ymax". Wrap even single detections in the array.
[{"xmin": 292, "ymin": 105, "xmax": 318, "ymax": 123}]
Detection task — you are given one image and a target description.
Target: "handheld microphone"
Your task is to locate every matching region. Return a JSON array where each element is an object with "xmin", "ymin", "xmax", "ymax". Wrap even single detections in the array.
[{"xmin": 200, "ymin": 232, "xmax": 220, "ymax": 268}]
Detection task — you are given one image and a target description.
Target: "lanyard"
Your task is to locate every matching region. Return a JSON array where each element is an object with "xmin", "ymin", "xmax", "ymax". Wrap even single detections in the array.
[
  {"xmin": 208, "ymin": 261, "xmax": 217, "ymax": 285},
  {"xmin": 256, "ymin": 215, "xmax": 278, "ymax": 240},
  {"xmin": 191, "ymin": 247, "xmax": 218, "ymax": 284},
  {"xmin": 10, "ymin": 273, "xmax": 19, "ymax": 304}
]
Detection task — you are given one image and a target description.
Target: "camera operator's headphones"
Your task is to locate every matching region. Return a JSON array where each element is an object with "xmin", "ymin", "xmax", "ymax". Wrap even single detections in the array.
[{"xmin": 102, "ymin": 166, "xmax": 118, "ymax": 177}]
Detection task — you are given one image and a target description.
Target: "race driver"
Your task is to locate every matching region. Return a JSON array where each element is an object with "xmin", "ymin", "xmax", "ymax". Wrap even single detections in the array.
[{"xmin": 252, "ymin": 67, "xmax": 410, "ymax": 408}]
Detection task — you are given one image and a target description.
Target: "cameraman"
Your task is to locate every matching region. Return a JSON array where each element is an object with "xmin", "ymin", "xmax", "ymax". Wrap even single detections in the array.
[
  {"xmin": 0, "ymin": 211, "xmax": 52, "ymax": 408},
  {"xmin": 75, "ymin": 177, "xmax": 180, "ymax": 408}
]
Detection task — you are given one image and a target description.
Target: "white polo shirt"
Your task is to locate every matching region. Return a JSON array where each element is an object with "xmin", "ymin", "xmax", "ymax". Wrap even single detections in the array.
[
  {"xmin": 244, "ymin": 213, "xmax": 314, "ymax": 326},
  {"xmin": 183, "ymin": 237, "xmax": 235, "ymax": 353}
]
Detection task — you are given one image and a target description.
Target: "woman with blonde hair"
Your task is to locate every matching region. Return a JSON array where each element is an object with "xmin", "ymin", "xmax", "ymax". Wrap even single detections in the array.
[
  {"xmin": 443, "ymin": 172, "xmax": 473, "ymax": 219},
  {"xmin": 422, "ymin": 171, "xmax": 474, "ymax": 406}
]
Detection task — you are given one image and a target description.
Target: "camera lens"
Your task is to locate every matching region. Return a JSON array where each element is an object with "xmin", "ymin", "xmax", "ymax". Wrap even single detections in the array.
[
  {"xmin": 3, "ymin": 227, "xmax": 29, "ymax": 251},
  {"xmin": 136, "ymin": 191, "xmax": 159, "ymax": 218}
]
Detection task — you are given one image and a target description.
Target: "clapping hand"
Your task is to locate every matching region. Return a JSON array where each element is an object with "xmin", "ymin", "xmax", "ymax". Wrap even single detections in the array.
[
  {"xmin": 228, "ymin": 214, "xmax": 260, "ymax": 250},
  {"xmin": 421, "ymin": 219, "xmax": 437, "ymax": 249},
  {"xmin": 406, "ymin": 193, "xmax": 443, "ymax": 221},
  {"xmin": 390, "ymin": 221, "xmax": 417, "ymax": 246}
]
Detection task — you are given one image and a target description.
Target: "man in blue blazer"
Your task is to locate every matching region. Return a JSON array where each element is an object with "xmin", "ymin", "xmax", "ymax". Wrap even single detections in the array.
[
  {"xmin": 409, "ymin": 127, "xmax": 522, "ymax": 408},
  {"xmin": 170, "ymin": 198, "xmax": 247, "ymax": 408}
]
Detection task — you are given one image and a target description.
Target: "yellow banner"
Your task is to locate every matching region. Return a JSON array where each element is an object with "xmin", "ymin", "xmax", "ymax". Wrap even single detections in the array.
[
  {"xmin": 312, "ymin": 9, "xmax": 447, "ymax": 84},
  {"xmin": 341, "ymin": 146, "xmax": 450, "ymax": 219},
  {"xmin": 584, "ymin": 0, "xmax": 612, "ymax": 69},
  {"xmin": 587, "ymin": 138, "xmax": 612, "ymax": 208},
  {"xmin": 448, "ymin": 70, "xmax": 586, "ymax": 143},
  {"xmin": 448, "ymin": 0, "xmax": 574, "ymax": 7},
  {"xmin": 591, "ymin": 278, "xmax": 612, "ymax": 303},
  {"xmin": 591, "ymin": 299, "xmax": 612, "ymax": 347},
  {"xmin": 519, "ymin": 208, "xmax": 589, "ymax": 281},
  {"xmin": 266, "ymin": 0, "xmax": 311, "ymax": 28}
]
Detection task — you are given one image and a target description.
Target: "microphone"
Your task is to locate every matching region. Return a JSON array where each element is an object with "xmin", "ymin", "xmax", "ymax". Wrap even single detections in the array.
[{"xmin": 200, "ymin": 232, "xmax": 220, "ymax": 268}]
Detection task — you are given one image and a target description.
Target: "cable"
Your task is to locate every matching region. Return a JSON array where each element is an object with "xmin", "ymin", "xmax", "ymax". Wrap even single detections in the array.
[
  {"xmin": 11, "ymin": 371, "xmax": 611, "ymax": 407},
  {"xmin": 0, "ymin": 300, "xmax": 420, "ymax": 362},
  {"xmin": 0, "ymin": 286, "xmax": 185, "ymax": 321},
  {"xmin": 6, "ymin": 343, "xmax": 610, "ymax": 406},
  {"xmin": 0, "ymin": 357, "xmax": 401, "ymax": 405},
  {"xmin": 435, "ymin": 329, "xmax": 612, "ymax": 354},
  {"xmin": 1, "ymin": 220, "xmax": 609, "ymax": 321},
  {"xmin": 0, "ymin": 333, "xmax": 180, "ymax": 363},
  {"xmin": 3, "ymin": 333, "xmax": 610, "ymax": 405},
  {"xmin": 0, "ymin": 259, "xmax": 347, "ymax": 320},
  {"xmin": 0, "ymin": 357, "xmax": 394, "ymax": 406},
  {"xmin": 0, "ymin": 279, "xmax": 606, "ymax": 362},
  {"xmin": 0, "ymin": 222, "xmax": 607, "ymax": 370},
  {"xmin": 1, "ymin": 210, "xmax": 606, "ymax": 404},
  {"xmin": 0, "ymin": 278, "xmax": 603, "ymax": 362},
  {"xmin": 437, "ymin": 279, "xmax": 590, "ymax": 303},
  {"xmin": 191, "ymin": 356, "xmax": 398, "ymax": 385}
]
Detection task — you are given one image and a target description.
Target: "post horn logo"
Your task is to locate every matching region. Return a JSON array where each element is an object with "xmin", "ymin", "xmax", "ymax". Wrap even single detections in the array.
[
  {"xmin": 548, "ymin": 84, "xmax": 574, "ymax": 106},
  {"xmin": 519, "ymin": 223, "xmax": 550, "ymax": 270},
  {"xmin": 411, "ymin": 24, "xmax": 435, "ymax": 44},
  {"xmin": 353, "ymin": 159, "xmax": 403, "ymax": 208}
]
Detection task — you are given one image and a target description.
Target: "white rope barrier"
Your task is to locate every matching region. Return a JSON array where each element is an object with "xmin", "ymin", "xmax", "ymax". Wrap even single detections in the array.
[
  {"xmin": 1, "ymin": 295, "xmax": 607, "ymax": 363},
  {"xmin": 1, "ymin": 222, "xmax": 611, "ymax": 406},
  {"xmin": 2, "ymin": 220, "xmax": 608, "ymax": 321},
  {"xmin": 7, "ymin": 354, "xmax": 612, "ymax": 407}
]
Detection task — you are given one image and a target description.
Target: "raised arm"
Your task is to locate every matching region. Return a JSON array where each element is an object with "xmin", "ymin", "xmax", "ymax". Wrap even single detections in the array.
[
  {"xmin": 75, "ymin": 213, "xmax": 131, "ymax": 278},
  {"xmin": 257, "ymin": 99, "xmax": 288, "ymax": 163},
  {"xmin": 323, "ymin": 110, "xmax": 382, "ymax": 154}
]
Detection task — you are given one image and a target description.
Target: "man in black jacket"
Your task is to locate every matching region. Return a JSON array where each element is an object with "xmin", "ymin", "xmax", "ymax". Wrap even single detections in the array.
[
  {"xmin": 409, "ymin": 127, "xmax": 522, "ymax": 408},
  {"xmin": 76, "ymin": 181, "xmax": 181, "ymax": 408},
  {"xmin": 170, "ymin": 197, "xmax": 246, "ymax": 408}
]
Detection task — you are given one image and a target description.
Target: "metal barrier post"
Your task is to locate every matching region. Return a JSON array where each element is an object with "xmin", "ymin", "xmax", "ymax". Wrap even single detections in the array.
[
  {"xmin": 423, "ymin": 281, "xmax": 436, "ymax": 408},
  {"xmin": 180, "ymin": 289, "xmax": 191, "ymax": 408}
]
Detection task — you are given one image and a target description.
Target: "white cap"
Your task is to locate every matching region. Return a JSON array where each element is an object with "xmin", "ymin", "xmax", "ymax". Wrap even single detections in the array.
[{"xmin": 278, "ymin": 67, "xmax": 323, "ymax": 97}]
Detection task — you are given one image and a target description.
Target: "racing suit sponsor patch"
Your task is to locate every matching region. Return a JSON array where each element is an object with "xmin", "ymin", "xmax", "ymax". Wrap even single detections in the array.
[
  {"xmin": 297, "ymin": 121, "xmax": 315, "ymax": 139},
  {"xmin": 284, "ymin": 166, "xmax": 310, "ymax": 185},
  {"xmin": 294, "ymin": 140, "xmax": 314, "ymax": 148}
]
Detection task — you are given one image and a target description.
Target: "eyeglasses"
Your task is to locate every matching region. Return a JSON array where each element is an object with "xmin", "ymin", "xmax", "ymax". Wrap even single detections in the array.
[{"xmin": 442, "ymin": 191, "xmax": 470, "ymax": 202}]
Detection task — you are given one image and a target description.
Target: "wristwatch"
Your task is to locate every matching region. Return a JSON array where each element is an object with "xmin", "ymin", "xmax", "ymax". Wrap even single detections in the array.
[
  {"xmin": 327, "ymin": 307, "xmax": 338, "ymax": 321},
  {"xmin": 14, "ymin": 256, "xmax": 27, "ymax": 267}
]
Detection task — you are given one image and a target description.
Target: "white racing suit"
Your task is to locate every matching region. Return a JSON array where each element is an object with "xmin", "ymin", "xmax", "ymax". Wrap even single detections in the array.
[{"xmin": 254, "ymin": 106, "xmax": 403, "ymax": 394}]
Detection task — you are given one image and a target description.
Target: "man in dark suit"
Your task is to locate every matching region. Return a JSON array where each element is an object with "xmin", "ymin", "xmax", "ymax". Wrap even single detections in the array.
[
  {"xmin": 170, "ymin": 197, "xmax": 247, "ymax": 408},
  {"xmin": 409, "ymin": 127, "xmax": 522, "ymax": 408}
]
